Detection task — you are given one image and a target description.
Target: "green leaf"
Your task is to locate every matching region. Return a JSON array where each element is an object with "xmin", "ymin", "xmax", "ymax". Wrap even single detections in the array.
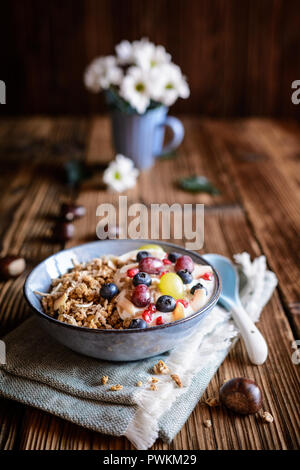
[
  {"xmin": 158, "ymin": 150, "xmax": 178, "ymax": 160},
  {"xmin": 64, "ymin": 160, "xmax": 92, "ymax": 187},
  {"xmin": 178, "ymin": 175, "xmax": 220, "ymax": 195},
  {"xmin": 105, "ymin": 88, "xmax": 163, "ymax": 115},
  {"xmin": 105, "ymin": 87, "xmax": 136, "ymax": 114}
]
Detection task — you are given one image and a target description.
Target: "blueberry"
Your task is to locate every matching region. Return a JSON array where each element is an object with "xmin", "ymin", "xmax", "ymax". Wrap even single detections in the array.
[
  {"xmin": 156, "ymin": 295, "xmax": 176, "ymax": 312},
  {"xmin": 168, "ymin": 252, "xmax": 181, "ymax": 263},
  {"xmin": 177, "ymin": 269, "xmax": 193, "ymax": 284},
  {"xmin": 136, "ymin": 251, "xmax": 150, "ymax": 262},
  {"xmin": 190, "ymin": 283, "xmax": 208, "ymax": 296},
  {"xmin": 129, "ymin": 318, "xmax": 147, "ymax": 329},
  {"xmin": 133, "ymin": 271, "xmax": 152, "ymax": 287},
  {"xmin": 100, "ymin": 282, "xmax": 119, "ymax": 300}
]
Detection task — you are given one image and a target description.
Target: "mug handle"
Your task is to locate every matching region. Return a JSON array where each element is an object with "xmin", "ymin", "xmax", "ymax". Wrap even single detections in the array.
[{"xmin": 156, "ymin": 116, "xmax": 185, "ymax": 156}]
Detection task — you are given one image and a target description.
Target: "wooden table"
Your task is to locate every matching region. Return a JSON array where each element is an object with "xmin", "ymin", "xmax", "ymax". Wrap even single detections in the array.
[{"xmin": 0, "ymin": 116, "xmax": 299, "ymax": 450}]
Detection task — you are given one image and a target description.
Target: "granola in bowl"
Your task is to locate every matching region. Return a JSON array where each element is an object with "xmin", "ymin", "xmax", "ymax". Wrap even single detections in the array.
[{"xmin": 36, "ymin": 244, "xmax": 215, "ymax": 330}]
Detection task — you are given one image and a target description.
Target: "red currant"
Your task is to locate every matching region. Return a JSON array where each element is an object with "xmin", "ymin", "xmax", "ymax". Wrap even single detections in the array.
[
  {"xmin": 139, "ymin": 257, "xmax": 163, "ymax": 274},
  {"xmin": 201, "ymin": 272, "xmax": 213, "ymax": 281},
  {"xmin": 175, "ymin": 255, "xmax": 194, "ymax": 273},
  {"xmin": 127, "ymin": 268, "xmax": 139, "ymax": 278},
  {"xmin": 163, "ymin": 259, "xmax": 172, "ymax": 265},
  {"xmin": 156, "ymin": 316, "xmax": 164, "ymax": 325},
  {"xmin": 131, "ymin": 285, "xmax": 151, "ymax": 307},
  {"xmin": 142, "ymin": 310, "xmax": 153, "ymax": 323}
]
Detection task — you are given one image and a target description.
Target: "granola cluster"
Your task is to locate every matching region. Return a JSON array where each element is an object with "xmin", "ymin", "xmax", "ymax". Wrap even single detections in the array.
[{"xmin": 39, "ymin": 257, "xmax": 129, "ymax": 330}]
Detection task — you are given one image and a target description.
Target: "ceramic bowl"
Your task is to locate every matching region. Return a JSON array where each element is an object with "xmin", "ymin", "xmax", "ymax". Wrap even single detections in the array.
[{"xmin": 24, "ymin": 240, "xmax": 221, "ymax": 361}]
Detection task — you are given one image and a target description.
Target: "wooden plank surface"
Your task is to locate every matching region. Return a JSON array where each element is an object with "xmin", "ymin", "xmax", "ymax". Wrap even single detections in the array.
[
  {"xmin": 0, "ymin": 116, "xmax": 299, "ymax": 450},
  {"xmin": 201, "ymin": 119, "xmax": 300, "ymax": 336},
  {"xmin": 4, "ymin": 0, "xmax": 300, "ymax": 119}
]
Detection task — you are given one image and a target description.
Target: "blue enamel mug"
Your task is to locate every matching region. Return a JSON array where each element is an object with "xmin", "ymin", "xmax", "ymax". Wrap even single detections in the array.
[{"xmin": 110, "ymin": 106, "xmax": 184, "ymax": 170}]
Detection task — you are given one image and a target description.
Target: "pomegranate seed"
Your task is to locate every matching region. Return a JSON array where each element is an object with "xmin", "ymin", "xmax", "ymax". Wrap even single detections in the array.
[
  {"xmin": 177, "ymin": 299, "xmax": 189, "ymax": 308},
  {"xmin": 127, "ymin": 268, "xmax": 139, "ymax": 278},
  {"xmin": 163, "ymin": 259, "xmax": 172, "ymax": 265},
  {"xmin": 201, "ymin": 272, "xmax": 213, "ymax": 281},
  {"xmin": 142, "ymin": 310, "xmax": 153, "ymax": 323},
  {"xmin": 160, "ymin": 271, "xmax": 168, "ymax": 278},
  {"xmin": 156, "ymin": 316, "xmax": 164, "ymax": 325},
  {"xmin": 148, "ymin": 303, "xmax": 157, "ymax": 313}
]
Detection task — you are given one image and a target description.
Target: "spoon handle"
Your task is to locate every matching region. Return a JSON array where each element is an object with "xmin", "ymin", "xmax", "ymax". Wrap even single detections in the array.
[{"xmin": 229, "ymin": 301, "xmax": 268, "ymax": 365}]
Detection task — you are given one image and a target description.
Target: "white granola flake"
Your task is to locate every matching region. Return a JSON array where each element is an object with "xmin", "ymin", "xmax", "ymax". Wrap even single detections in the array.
[{"xmin": 37, "ymin": 256, "xmax": 130, "ymax": 330}]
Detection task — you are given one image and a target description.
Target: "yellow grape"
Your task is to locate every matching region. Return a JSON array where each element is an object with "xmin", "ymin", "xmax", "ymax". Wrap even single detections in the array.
[
  {"xmin": 159, "ymin": 272, "xmax": 184, "ymax": 300},
  {"xmin": 139, "ymin": 244, "xmax": 164, "ymax": 252}
]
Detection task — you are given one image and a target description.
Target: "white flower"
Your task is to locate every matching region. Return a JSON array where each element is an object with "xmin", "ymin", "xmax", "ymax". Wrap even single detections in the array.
[
  {"xmin": 103, "ymin": 154, "xmax": 139, "ymax": 192},
  {"xmin": 131, "ymin": 38, "xmax": 171, "ymax": 70},
  {"xmin": 84, "ymin": 56, "xmax": 123, "ymax": 92},
  {"xmin": 115, "ymin": 40, "xmax": 133, "ymax": 64},
  {"xmin": 120, "ymin": 66, "xmax": 152, "ymax": 114},
  {"xmin": 150, "ymin": 63, "xmax": 190, "ymax": 106},
  {"xmin": 84, "ymin": 40, "xmax": 190, "ymax": 108}
]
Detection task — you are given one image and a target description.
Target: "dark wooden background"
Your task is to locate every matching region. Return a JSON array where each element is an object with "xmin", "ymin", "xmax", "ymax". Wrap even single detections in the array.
[{"xmin": 1, "ymin": 0, "xmax": 300, "ymax": 117}]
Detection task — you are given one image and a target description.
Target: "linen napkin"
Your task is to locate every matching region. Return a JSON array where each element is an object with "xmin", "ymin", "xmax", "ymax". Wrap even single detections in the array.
[{"xmin": 0, "ymin": 253, "xmax": 277, "ymax": 449}]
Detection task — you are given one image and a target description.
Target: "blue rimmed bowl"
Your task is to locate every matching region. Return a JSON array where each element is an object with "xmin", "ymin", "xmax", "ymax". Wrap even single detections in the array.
[{"xmin": 24, "ymin": 240, "xmax": 221, "ymax": 361}]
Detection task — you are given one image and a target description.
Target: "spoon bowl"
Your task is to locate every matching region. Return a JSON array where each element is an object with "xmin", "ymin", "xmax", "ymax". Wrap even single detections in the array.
[
  {"xmin": 203, "ymin": 253, "xmax": 268, "ymax": 365},
  {"xmin": 203, "ymin": 254, "xmax": 239, "ymax": 310}
]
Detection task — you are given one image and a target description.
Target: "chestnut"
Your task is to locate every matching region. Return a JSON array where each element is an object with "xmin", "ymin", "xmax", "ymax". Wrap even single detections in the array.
[
  {"xmin": 60, "ymin": 203, "xmax": 86, "ymax": 221},
  {"xmin": 0, "ymin": 255, "xmax": 26, "ymax": 279},
  {"xmin": 219, "ymin": 377, "xmax": 262, "ymax": 415},
  {"xmin": 53, "ymin": 222, "xmax": 75, "ymax": 242}
]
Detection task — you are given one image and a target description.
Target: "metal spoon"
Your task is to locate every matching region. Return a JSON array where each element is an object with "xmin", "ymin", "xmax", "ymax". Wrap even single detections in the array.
[{"xmin": 203, "ymin": 253, "xmax": 268, "ymax": 365}]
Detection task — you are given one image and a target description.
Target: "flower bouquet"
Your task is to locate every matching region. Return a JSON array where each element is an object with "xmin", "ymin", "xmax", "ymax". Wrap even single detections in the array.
[{"xmin": 84, "ymin": 39, "xmax": 190, "ymax": 169}]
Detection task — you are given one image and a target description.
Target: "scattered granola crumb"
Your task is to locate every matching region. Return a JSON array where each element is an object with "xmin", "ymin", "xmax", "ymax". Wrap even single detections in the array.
[
  {"xmin": 150, "ymin": 384, "xmax": 158, "ymax": 391},
  {"xmin": 204, "ymin": 419, "xmax": 212, "ymax": 428},
  {"xmin": 261, "ymin": 411, "xmax": 274, "ymax": 423},
  {"xmin": 205, "ymin": 397, "xmax": 220, "ymax": 407},
  {"xmin": 171, "ymin": 374, "xmax": 182, "ymax": 388},
  {"xmin": 153, "ymin": 360, "xmax": 169, "ymax": 375},
  {"xmin": 152, "ymin": 377, "xmax": 159, "ymax": 383},
  {"xmin": 101, "ymin": 375, "xmax": 108, "ymax": 385},
  {"xmin": 136, "ymin": 381, "xmax": 143, "ymax": 387},
  {"xmin": 110, "ymin": 384, "xmax": 123, "ymax": 391}
]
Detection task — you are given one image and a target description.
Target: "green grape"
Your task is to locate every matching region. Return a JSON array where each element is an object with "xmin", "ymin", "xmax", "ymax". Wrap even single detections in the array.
[{"xmin": 159, "ymin": 272, "xmax": 184, "ymax": 300}]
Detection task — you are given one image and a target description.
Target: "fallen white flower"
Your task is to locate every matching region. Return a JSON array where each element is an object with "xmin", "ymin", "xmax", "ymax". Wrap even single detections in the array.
[{"xmin": 103, "ymin": 154, "xmax": 139, "ymax": 192}]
